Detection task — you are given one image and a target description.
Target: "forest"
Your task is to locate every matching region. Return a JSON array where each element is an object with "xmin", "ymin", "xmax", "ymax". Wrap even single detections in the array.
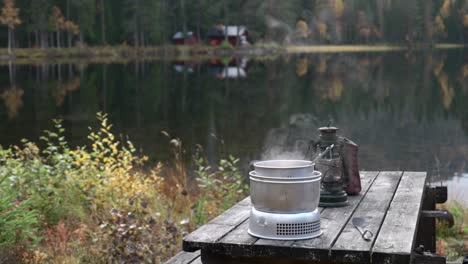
[{"xmin": 0, "ymin": 0, "xmax": 467, "ymax": 50}]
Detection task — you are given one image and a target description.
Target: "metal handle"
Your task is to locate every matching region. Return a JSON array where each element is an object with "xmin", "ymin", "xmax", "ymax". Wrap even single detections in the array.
[
  {"xmin": 362, "ymin": 230, "xmax": 373, "ymax": 241},
  {"xmin": 355, "ymin": 226, "xmax": 373, "ymax": 241},
  {"xmin": 311, "ymin": 144, "xmax": 335, "ymax": 163}
]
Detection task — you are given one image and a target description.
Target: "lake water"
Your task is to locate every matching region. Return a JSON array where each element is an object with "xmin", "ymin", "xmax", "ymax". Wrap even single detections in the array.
[{"xmin": 1, "ymin": 49, "xmax": 467, "ymax": 203}]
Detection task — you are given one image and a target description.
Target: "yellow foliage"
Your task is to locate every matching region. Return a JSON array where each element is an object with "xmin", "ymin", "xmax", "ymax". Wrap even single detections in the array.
[
  {"xmin": 433, "ymin": 58, "xmax": 445, "ymax": 77},
  {"xmin": 66, "ymin": 113, "xmax": 163, "ymax": 212},
  {"xmin": 316, "ymin": 21, "xmax": 329, "ymax": 41},
  {"xmin": 54, "ymin": 77, "xmax": 81, "ymax": 106},
  {"xmin": 329, "ymin": 78, "xmax": 344, "ymax": 101},
  {"xmin": 434, "ymin": 65, "xmax": 454, "ymax": 110},
  {"xmin": 440, "ymin": 0, "xmax": 453, "ymax": 19},
  {"xmin": 440, "ymin": 80, "xmax": 454, "ymax": 110},
  {"xmin": 51, "ymin": 6, "xmax": 66, "ymax": 30},
  {"xmin": 1, "ymin": 86, "xmax": 23, "ymax": 119},
  {"xmin": 317, "ymin": 77, "xmax": 344, "ymax": 102},
  {"xmin": 0, "ymin": 0, "xmax": 21, "ymax": 29},
  {"xmin": 433, "ymin": 15, "xmax": 447, "ymax": 38},
  {"xmin": 65, "ymin": 21, "xmax": 80, "ymax": 36},
  {"xmin": 316, "ymin": 56, "xmax": 328, "ymax": 75},
  {"xmin": 334, "ymin": 0, "xmax": 344, "ymax": 18},
  {"xmin": 296, "ymin": 58, "xmax": 309, "ymax": 77},
  {"xmin": 51, "ymin": 5, "xmax": 80, "ymax": 36},
  {"xmin": 462, "ymin": 64, "xmax": 468, "ymax": 78},
  {"xmin": 296, "ymin": 20, "xmax": 309, "ymax": 38}
]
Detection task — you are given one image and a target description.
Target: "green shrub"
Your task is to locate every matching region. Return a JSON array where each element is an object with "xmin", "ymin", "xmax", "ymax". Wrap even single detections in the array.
[
  {"xmin": 193, "ymin": 153, "xmax": 248, "ymax": 224},
  {"xmin": 219, "ymin": 39, "xmax": 234, "ymax": 49},
  {"xmin": 0, "ymin": 195, "xmax": 40, "ymax": 250},
  {"xmin": 436, "ymin": 200, "xmax": 468, "ymax": 260}
]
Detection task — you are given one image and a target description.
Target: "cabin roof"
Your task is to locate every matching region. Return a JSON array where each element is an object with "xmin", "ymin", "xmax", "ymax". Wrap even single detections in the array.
[
  {"xmin": 173, "ymin": 31, "xmax": 194, "ymax": 39},
  {"xmin": 207, "ymin": 26, "xmax": 247, "ymax": 37},
  {"xmin": 207, "ymin": 28, "xmax": 224, "ymax": 38},
  {"xmin": 225, "ymin": 26, "xmax": 247, "ymax": 36}
]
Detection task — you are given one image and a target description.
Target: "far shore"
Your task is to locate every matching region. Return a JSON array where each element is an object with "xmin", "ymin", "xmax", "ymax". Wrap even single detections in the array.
[{"xmin": 0, "ymin": 43, "xmax": 465, "ymax": 65}]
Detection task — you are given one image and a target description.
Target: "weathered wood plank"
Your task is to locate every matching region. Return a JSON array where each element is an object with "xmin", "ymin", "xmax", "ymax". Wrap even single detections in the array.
[
  {"xmin": 183, "ymin": 223, "xmax": 236, "ymax": 252},
  {"xmin": 164, "ymin": 251, "xmax": 200, "ymax": 264},
  {"xmin": 372, "ymin": 171, "xmax": 427, "ymax": 264},
  {"xmin": 209, "ymin": 204, "xmax": 251, "ymax": 226},
  {"xmin": 291, "ymin": 171, "xmax": 380, "ymax": 262},
  {"xmin": 237, "ymin": 196, "xmax": 252, "ymax": 207},
  {"xmin": 331, "ymin": 171, "xmax": 404, "ymax": 264},
  {"xmin": 220, "ymin": 219, "xmax": 258, "ymax": 245},
  {"xmin": 190, "ymin": 257, "xmax": 202, "ymax": 264},
  {"xmin": 183, "ymin": 197, "xmax": 252, "ymax": 252},
  {"xmin": 211, "ymin": 220, "xmax": 260, "ymax": 257}
]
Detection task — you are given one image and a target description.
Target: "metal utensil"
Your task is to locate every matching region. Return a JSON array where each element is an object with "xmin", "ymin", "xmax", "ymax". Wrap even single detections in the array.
[{"xmin": 352, "ymin": 217, "xmax": 373, "ymax": 241}]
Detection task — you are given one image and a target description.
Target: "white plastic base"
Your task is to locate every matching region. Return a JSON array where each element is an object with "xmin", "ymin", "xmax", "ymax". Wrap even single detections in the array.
[{"xmin": 248, "ymin": 207, "xmax": 322, "ymax": 240}]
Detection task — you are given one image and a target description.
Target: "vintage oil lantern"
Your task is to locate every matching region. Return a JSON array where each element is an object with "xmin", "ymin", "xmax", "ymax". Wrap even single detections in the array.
[{"xmin": 313, "ymin": 126, "xmax": 361, "ymax": 207}]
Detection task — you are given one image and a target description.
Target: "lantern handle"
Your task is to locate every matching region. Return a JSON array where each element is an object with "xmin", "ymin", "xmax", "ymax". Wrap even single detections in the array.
[{"xmin": 311, "ymin": 144, "xmax": 335, "ymax": 163}]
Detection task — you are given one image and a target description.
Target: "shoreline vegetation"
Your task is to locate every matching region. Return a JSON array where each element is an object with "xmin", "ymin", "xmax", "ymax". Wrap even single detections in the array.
[
  {"xmin": 0, "ymin": 43, "xmax": 466, "ymax": 65},
  {"xmin": 0, "ymin": 113, "xmax": 248, "ymax": 263},
  {"xmin": 437, "ymin": 200, "xmax": 468, "ymax": 261}
]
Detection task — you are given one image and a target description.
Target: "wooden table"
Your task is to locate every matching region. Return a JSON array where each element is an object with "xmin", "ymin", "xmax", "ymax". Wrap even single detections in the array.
[{"xmin": 183, "ymin": 171, "xmax": 429, "ymax": 264}]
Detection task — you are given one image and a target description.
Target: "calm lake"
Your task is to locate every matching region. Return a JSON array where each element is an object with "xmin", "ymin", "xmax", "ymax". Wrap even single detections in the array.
[{"xmin": 1, "ymin": 49, "xmax": 467, "ymax": 202}]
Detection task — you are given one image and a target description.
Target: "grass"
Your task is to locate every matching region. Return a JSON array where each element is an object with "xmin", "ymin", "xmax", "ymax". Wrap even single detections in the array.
[
  {"xmin": 286, "ymin": 44, "xmax": 407, "ymax": 53},
  {"xmin": 0, "ymin": 44, "xmax": 282, "ymax": 65},
  {"xmin": 437, "ymin": 200, "xmax": 468, "ymax": 261},
  {"xmin": 0, "ymin": 42, "xmax": 465, "ymax": 65},
  {"xmin": 286, "ymin": 43, "xmax": 467, "ymax": 54}
]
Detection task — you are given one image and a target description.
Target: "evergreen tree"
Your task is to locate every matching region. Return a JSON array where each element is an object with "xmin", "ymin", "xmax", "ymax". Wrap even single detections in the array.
[
  {"xmin": 26, "ymin": 0, "xmax": 52, "ymax": 48},
  {"xmin": 69, "ymin": 0, "xmax": 96, "ymax": 44}
]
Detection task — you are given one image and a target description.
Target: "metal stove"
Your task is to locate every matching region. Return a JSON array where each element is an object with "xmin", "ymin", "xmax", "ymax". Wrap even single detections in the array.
[
  {"xmin": 249, "ymin": 207, "xmax": 321, "ymax": 240},
  {"xmin": 248, "ymin": 160, "xmax": 322, "ymax": 240}
]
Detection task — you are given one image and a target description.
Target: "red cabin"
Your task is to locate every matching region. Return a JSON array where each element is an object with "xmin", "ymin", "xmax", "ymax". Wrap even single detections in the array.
[
  {"xmin": 207, "ymin": 25, "xmax": 249, "ymax": 47},
  {"xmin": 172, "ymin": 31, "xmax": 198, "ymax": 45}
]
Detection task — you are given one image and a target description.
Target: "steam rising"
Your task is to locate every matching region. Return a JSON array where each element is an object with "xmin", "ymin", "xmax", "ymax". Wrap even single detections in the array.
[{"xmin": 261, "ymin": 114, "xmax": 319, "ymax": 161}]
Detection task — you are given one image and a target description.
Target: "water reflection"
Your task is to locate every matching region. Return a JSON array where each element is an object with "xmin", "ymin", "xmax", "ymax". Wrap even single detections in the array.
[
  {"xmin": 1, "ymin": 86, "xmax": 24, "ymax": 120},
  {"xmin": 0, "ymin": 50, "xmax": 467, "ymax": 189},
  {"xmin": 208, "ymin": 58, "xmax": 249, "ymax": 79}
]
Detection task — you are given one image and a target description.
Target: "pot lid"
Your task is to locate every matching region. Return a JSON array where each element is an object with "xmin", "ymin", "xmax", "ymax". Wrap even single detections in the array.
[{"xmin": 319, "ymin": 127, "xmax": 339, "ymax": 134}]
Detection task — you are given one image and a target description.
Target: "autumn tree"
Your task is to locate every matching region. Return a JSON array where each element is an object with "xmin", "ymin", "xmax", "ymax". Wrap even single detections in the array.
[
  {"xmin": 1, "ymin": 86, "xmax": 24, "ymax": 119},
  {"xmin": 51, "ymin": 6, "xmax": 66, "ymax": 48},
  {"xmin": 0, "ymin": 0, "xmax": 21, "ymax": 53},
  {"xmin": 64, "ymin": 20, "xmax": 80, "ymax": 47}
]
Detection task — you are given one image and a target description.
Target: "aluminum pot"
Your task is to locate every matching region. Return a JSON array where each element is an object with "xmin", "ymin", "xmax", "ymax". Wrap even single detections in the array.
[
  {"xmin": 249, "ymin": 171, "xmax": 320, "ymax": 182},
  {"xmin": 250, "ymin": 171, "xmax": 322, "ymax": 213},
  {"xmin": 253, "ymin": 160, "xmax": 314, "ymax": 178}
]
